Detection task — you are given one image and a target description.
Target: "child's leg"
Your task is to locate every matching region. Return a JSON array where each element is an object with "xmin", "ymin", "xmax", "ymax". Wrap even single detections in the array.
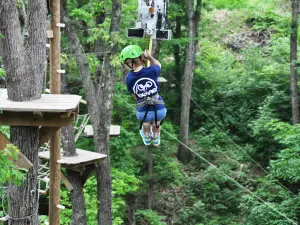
[
  {"xmin": 142, "ymin": 122, "xmax": 151, "ymax": 139},
  {"xmin": 152, "ymin": 121, "xmax": 160, "ymax": 140}
]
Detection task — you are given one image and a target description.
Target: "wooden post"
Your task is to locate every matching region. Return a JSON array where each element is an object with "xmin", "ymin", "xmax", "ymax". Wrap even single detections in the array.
[
  {"xmin": 148, "ymin": 146, "xmax": 153, "ymax": 209},
  {"xmin": 49, "ymin": 0, "xmax": 61, "ymax": 224}
]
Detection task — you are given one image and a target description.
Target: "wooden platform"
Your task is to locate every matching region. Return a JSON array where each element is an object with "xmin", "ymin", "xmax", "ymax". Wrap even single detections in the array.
[
  {"xmin": 0, "ymin": 91, "xmax": 81, "ymax": 127},
  {"xmin": 83, "ymin": 125, "xmax": 121, "ymax": 138},
  {"xmin": 39, "ymin": 149, "xmax": 106, "ymax": 168},
  {"xmin": 158, "ymin": 77, "xmax": 167, "ymax": 83},
  {"xmin": 0, "ymin": 94, "xmax": 81, "ymax": 112}
]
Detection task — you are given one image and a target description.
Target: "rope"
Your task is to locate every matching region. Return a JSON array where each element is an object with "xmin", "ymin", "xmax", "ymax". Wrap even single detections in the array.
[
  {"xmin": 1, "ymin": 182, "xmax": 40, "ymax": 222},
  {"xmin": 146, "ymin": 35, "xmax": 153, "ymax": 67},
  {"xmin": 115, "ymin": 93, "xmax": 298, "ymax": 225}
]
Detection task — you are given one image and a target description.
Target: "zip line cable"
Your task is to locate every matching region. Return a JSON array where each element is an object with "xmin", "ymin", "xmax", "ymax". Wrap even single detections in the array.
[
  {"xmin": 0, "ymin": 36, "xmax": 295, "ymax": 206},
  {"xmin": 1, "ymin": 52, "xmax": 295, "ymax": 195},
  {"xmin": 115, "ymin": 93, "xmax": 297, "ymax": 225},
  {"xmin": 168, "ymin": 74, "xmax": 295, "ymax": 196},
  {"xmin": 0, "ymin": 49, "xmax": 294, "ymax": 194}
]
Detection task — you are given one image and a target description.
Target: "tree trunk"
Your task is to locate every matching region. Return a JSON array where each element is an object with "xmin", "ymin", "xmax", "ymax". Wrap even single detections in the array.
[
  {"xmin": 0, "ymin": 0, "xmax": 47, "ymax": 224},
  {"xmin": 66, "ymin": 170, "xmax": 87, "ymax": 225},
  {"xmin": 61, "ymin": 0, "xmax": 121, "ymax": 224},
  {"xmin": 290, "ymin": 0, "xmax": 300, "ymax": 124},
  {"xmin": 60, "ymin": 72, "xmax": 87, "ymax": 224},
  {"xmin": 124, "ymin": 194, "xmax": 137, "ymax": 225},
  {"xmin": 148, "ymin": 146, "xmax": 154, "ymax": 209},
  {"xmin": 9, "ymin": 127, "xmax": 40, "ymax": 225},
  {"xmin": 177, "ymin": 0, "xmax": 202, "ymax": 164},
  {"xmin": 173, "ymin": 15, "xmax": 183, "ymax": 124},
  {"xmin": 61, "ymin": 126, "xmax": 77, "ymax": 157}
]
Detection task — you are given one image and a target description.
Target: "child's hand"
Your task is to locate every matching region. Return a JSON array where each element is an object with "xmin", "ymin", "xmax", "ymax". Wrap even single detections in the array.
[{"xmin": 143, "ymin": 50, "xmax": 151, "ymax": 59}]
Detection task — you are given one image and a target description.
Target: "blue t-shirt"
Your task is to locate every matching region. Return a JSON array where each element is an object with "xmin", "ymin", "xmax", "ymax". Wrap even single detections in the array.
[{"xmin": 126, "ymin": 65, "xmax": 165, "ymax": 112}]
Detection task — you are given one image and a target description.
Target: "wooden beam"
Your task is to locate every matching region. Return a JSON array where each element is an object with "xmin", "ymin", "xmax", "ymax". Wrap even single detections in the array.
[
  {"xmin": 61, "ymin": 171, "xmax": 74, "ymax": 191},
  {"xmin": 39, "ymin": 127, "xmax": 60, "ymax": 147},
  {"xmin": 60, "ymin": 112, "xmax": 72, "ymax": 118},
  {"xmin": 33, "ymin": 111, "xmax": 43, "ymax": 118},
  {"xmin": 49, "ymin": 0, "xmax": 62, "ymax": 223},
  {"xmin": 62, "ymin": 165, "xmax": 85, "ymax": 173},
  {"xmin": 0, "ymin": 112, "xmax": 73, "ymax": 127},
  {"xmin": 0, "ymin": 131, "xmax": 33, "ymax": 170}
]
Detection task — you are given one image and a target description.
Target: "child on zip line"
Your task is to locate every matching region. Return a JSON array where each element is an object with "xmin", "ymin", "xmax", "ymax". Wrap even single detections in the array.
[{"xmin": 120, "ymin": 45, "xmax": 167, "ymax": 146}]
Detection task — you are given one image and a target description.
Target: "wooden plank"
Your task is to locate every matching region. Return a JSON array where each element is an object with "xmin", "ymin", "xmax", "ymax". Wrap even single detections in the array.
[
  {"xmin": 0, "ymin": 112, "xmax": 74, "ymax": 127},
  {"xmin": 39, "ymin": 149, "xmax": 107, "ymax": 168},
  {"xmin": 45, "ymin": 89, "xmax": 87, "ymax": 105},
  {"xmin": 0, "ymin": 94, "xmax": 81, "ymax": 112},
  {"xmin": 158, "ymin": 77, "xmax": 168, "ymax": 83},
  {"xmin": 39, "ymin": 127, "xmax": 60, "ymax": 147},
  {"xmin": 0, "ymin": 131, "xmax": 33, "ymax": 170},
  {"xmin": 84, "ymin": 125, "xmax": 121, "ymax": 137}
]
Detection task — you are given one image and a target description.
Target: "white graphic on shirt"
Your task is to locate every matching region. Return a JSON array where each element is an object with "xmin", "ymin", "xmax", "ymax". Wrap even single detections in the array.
[{"xmin": 133, "ymin": 78, "xmax": 158, "ymax": 98}]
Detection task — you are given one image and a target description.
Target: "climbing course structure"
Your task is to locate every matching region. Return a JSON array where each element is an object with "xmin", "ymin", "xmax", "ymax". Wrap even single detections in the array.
[{"xmin": 128, "ymin": 0, "xmax": 171, "ymax": 40}]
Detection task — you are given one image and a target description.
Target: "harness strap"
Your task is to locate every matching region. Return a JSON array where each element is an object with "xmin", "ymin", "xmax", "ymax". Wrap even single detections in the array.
[
  {"xmin": 140, "ymin": 105, "xmax": 149, "ymax": 130},
  {"xmin": 154, "ymin": 106, "xmax": 158, "ymax": 128},
  {"xmin": 136, "ymin": 94, "xmax": 165, "ymax": 108},
  {"xmin": 138, "ymin": 94, "xmax": 164, "ymax": 129}
]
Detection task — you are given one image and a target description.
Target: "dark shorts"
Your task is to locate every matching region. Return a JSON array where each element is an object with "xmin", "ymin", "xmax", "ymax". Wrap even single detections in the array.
[{"xmin": 136, "ymin": 108, "xmax": 167, "ymax": 122}]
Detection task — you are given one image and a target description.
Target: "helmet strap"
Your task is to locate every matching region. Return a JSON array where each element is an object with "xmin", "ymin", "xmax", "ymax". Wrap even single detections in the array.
[{"xmin": 125, "ymin": 60, "xmax": 134, "ymax": 70}]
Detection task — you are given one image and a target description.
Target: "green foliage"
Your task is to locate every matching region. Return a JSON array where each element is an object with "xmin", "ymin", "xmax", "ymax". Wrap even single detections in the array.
[
  {"xmin": 40, "ymin": 0, "xmax": 300, "ymax": 224},
  {"xmin": 60, "ymin": 189, "xmax": 73, "ymax": 225},
  {"xmin": 176, "ymin": 200, "xmax": 207, "ymax": 224},
  {"xmin": 59, "ymin": 169, "xmax": 140, "ymax": 225},
  {"xmin": 0, "ymin": 68, "xmax": 6, "ymax": 77},
  {"xmin": 136, "ymin": 209, "xmax": 166, "ymax": 225},
  {"xmin": 259, "ymin": 121, "xmax": 300, "ymax": 183},
  {"xmin": 204, "ymin": 0, "xmax": 247, "ymax": 10},
  {"xmin": 82, "ymin": 169, "xmax": 140, "ymax": 225},
  {"xmin": 0, "ymin": 126, "xmax": 10, "ymax": 138},
  {"xmin": 240, "ymin": 179, "xmax": 300, "ymax": 225},
  {"xmin": 0, "ymin": 144, "xmax": 26, "ymax": 186},
  {"xmin": 39, "ymin": 215, "xmax": 49, "ymax": 225},
  {"xmin": 247, "ymin": 11, "xmax": 284, "ymax": 31}
]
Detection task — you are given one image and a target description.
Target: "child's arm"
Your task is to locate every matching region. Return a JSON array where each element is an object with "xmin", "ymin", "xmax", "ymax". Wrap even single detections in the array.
[{"xmin": 144, "ymin": 50, "xmax": 161, "ymax": 68}]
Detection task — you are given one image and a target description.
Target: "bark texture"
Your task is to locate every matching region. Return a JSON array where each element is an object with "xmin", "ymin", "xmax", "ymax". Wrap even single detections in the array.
[
  {"xmin": 61, "ymin": 126, "xmax": 77, "ymax": 157},
  {"xmin": 61, "ymin": 0, "xmax": 122, "ymax": 224},
  {"xmin": 0, "ymin": 0, "xmax": 47, "ymax": 224},
  {"xmin": 66, "ymin": 170, "xmax": 87, "ymax": 225},
  {"xmin": 177, "ymin": 0, "xmax": 202, "ymax": 164},
  {"xmin": 0, "ymin": 0, "xmax": 46, "ymax": 102},
  {"xmin": 60, "ymin": 72, "xmax": 87, "ymax": 224},
  {"xmin": 290, "ymin": 0, "xmax": 300, "ymax": 124},
  {"xmin": 9, "ymin": 127, "xmax": 40, "ymax": 225}
]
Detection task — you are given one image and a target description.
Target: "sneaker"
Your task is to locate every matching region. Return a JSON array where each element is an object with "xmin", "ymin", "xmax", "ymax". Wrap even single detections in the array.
[
  {"xmin": 140, "ymin": 129, "xmax": 151, "ymax": 145},
  {"xmin": 152, "ymin": 135, "xmax": 160, "ymax": 146}
]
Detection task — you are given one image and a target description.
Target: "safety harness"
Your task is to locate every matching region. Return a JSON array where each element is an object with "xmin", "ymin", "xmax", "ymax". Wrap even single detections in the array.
[{"xmin": 136, "ymin": 93, "xmax": 165, "ymax": 129}]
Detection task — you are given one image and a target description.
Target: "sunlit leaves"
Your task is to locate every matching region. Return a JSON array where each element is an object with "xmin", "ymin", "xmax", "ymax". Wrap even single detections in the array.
[{"xmin": 0, "ymin": 144, "xmax": 26, "ymax": 186}]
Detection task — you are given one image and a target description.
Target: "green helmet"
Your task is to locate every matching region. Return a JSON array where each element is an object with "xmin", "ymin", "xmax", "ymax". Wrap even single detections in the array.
[{"xmin": 120, "ymin": 45, "xmax": 143, "ymax": 62}]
